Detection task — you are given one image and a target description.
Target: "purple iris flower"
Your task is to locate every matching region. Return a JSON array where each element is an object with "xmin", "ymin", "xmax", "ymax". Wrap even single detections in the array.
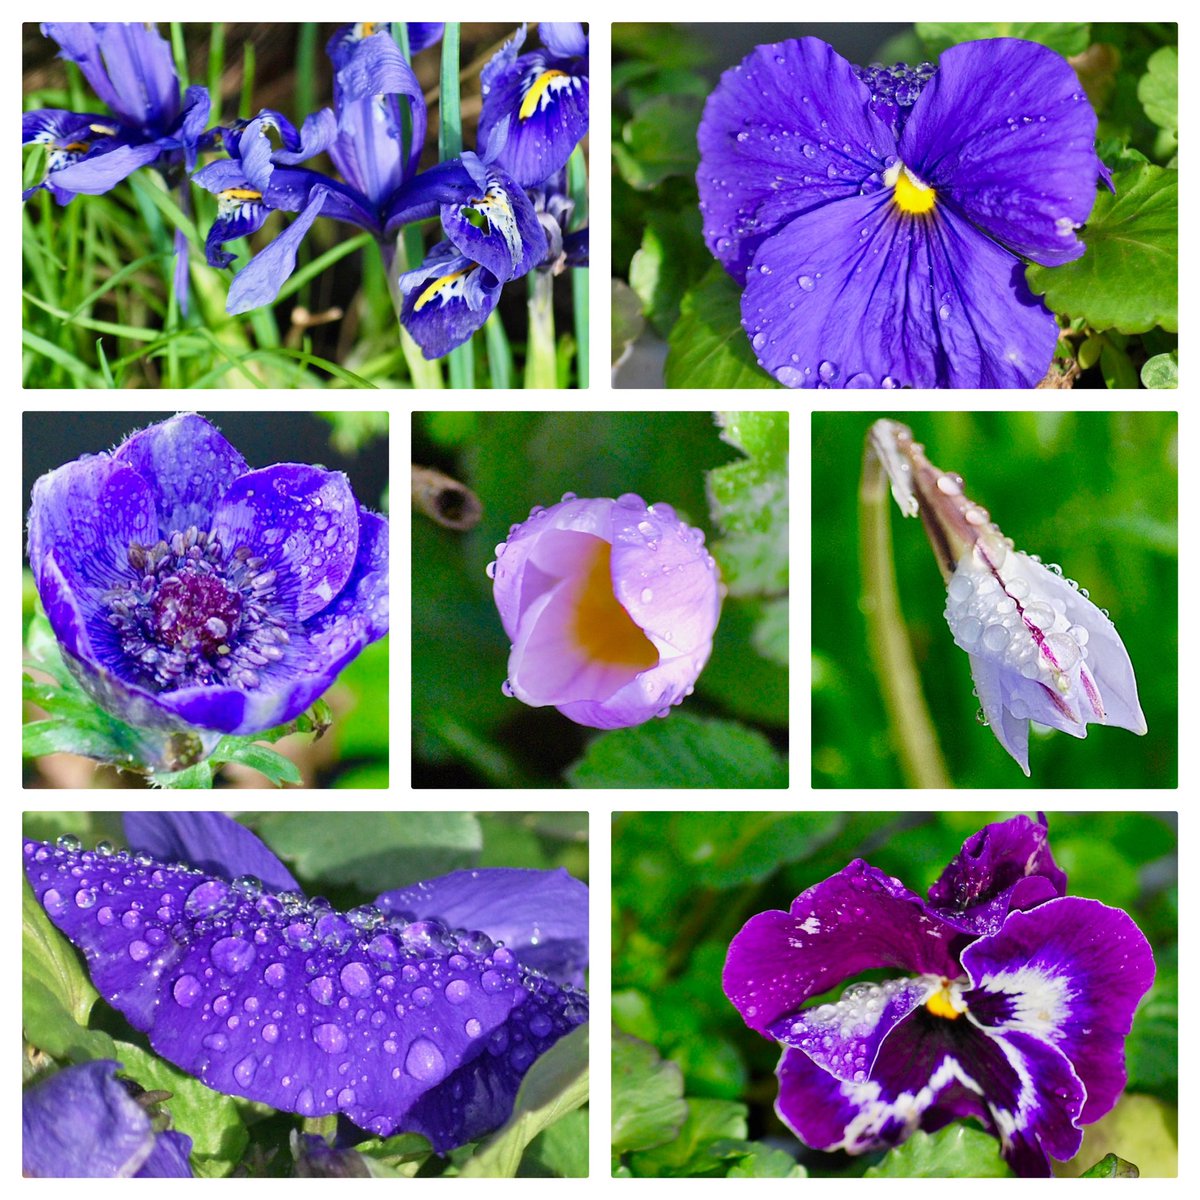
[
  {"xmin": 23, "ymin": 812, "xmax": 588, "ymax": 1153},
  {"xmin": 871, "ymin": 419, "xmax": 1146, "ymax": 775},
  {"xmin": 26, "ymin": 413, "xmax": 388, "ymax": 752},
  {"xmin": 724, "ymin": 814, "xmax": 1154, "ymax": 1177},
  {"xmin": 478, "ymin": 23, "xmax": 589, "ymax": 188},
  {"xmin": 488, "ymin": 493, "xmax": 721, "ymax": 729},
  {"xmin": 23, "ymin": 1059, "xmax": 193, "ymax": 1177},
  {"xmin": 697, "ymin": 37, "xmax": 1109, "ymax": 388}
]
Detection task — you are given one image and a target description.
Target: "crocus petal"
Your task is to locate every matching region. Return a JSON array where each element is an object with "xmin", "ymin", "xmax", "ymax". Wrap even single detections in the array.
[
  {"xmin": 901, "ymin": 39, "xmax": 1105, "ymax": 266},
  {"xmin": 226, "ymin": 187, "xmax": 328, "ymax": 314},
  {"xmin": 377, "ymin": 867, "xmax": 588, "ymax": 989},
  {"xmin": 113, "ymin": 412, "xmax": 248, "ymax": 536},
  {"xmin": 23, "ymin": 839, "xmax": 586, "ymax": 1152},
  {"xmin": 962, "ymin": 895, "xmax": 1155, "ymax": 1124},
  {"xmin": 740, "ymin": 189, "xmax": 1058, "ymax": 388},
  {"xmin": 399, "ymin": 245, "xmax": 503, "ymax": 359},
  {"xmin": 22, "ymin": 1059, "xmax": 156, "ymax": 1178},
  {"xmin": 210, "ymin": 461, "xmax": 360, "ymax": 622},
  {"xmin": 122, "ymin": 812, "xmax": 299, "ymax": 893},
  {"xmin": 696, "ymin": 38, "xmax": 895, "ymax": 283},
  {"xmin": 927, "ymin": 814, "xmax": 1067, "ymax": 936},
  {"xmin": 491, "ymin": 494, "xmax": 721, "ymax": 729},
  {"xmin": 723, "ymin": 860, "xmax": 962, "ymax": 1038},
  {"xmin": 46, "ymin": 141, "xmax": 166, "ymax": 195}
]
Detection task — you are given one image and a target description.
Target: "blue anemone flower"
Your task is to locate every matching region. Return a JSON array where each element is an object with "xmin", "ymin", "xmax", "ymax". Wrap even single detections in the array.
[
  {"xmin": 478, "ymin": 23, "xmax": 589, "ymax": 188},
  {"xmin": 697, "ymin": 37, "xmax": 1109, "ymax": 388},
  {"xmin": 24, "ymin": 813, "xmax": 589, "ymax": 1153}
]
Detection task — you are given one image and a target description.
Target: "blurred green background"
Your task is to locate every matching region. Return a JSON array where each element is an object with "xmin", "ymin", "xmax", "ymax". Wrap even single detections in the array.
[
  {"xmin": 412, "ymin": 411, "xmax": 789, "ymax": 788},
  {"xmin": 813, "ymin": 411, "xmax": 1177, "ymax": 788},
  {"xmin": 612, "ymin": 810, "xmax": 1177, "ymax": 1178}
]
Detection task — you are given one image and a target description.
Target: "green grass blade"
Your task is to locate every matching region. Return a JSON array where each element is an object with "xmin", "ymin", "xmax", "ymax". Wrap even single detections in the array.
[
  {"xmin": 439, "ymin": 25, "xmax": 474, "ymax": 387},
  {"xmin": 170, "ymin": 24, "xmax": 190, "ymax": 91},
  {"xmin": 207, "ymin": 23, "xmax": 226, "ymax": 127},
  {"xmin": 239, "ymin": 41, "xmax": 256, "ymax": 119},
  {"xmin": 22, "ymin": 330, "xmax": 105, "ymax": 387},
  {"xmin": 568, "ymin": 147, "xmax": 589, "ymax": 388},
  {"xmin": 485, "ymin": 312, "xmax": 513, "ymax": 389}
]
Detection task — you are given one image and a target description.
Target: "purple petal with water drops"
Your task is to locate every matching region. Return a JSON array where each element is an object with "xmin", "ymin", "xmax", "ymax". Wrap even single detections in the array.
[
  {"xmin": 962, "ymin": 896, "xmax": 1155, "ymax": 1125},
  {"xmin": 927, "ymin": 813, "xmax": 1067, "ymax": 936},
  {"xmin": 900, "ymin": 39, "xmax": 1106, "ymax": 267},
  {"xmin": 376, "ymin": 867, "xmax": 588, "ymax": 988},
  {"xmin": 122, "ymin": 812, "xmax": 298, "ymax": 893},
  {"xmin": 306, "ymin": 507, "xmax": 390, "ymax": 649},
  {"xmin": 23, "ymin": 837, "xmax": 586, "ymax": 1152},
  {"xmin": 22, "ymin": 1059, "xmax": 158, "ymax": 1178},
  {"xmin": 696, "ymin": 38, "xmax": 895, "ymax": 284},
  {"xmin": 723, "ymin": 859, "xmax": 961, "ymax": 1038},
  {"xmin": 113, "ymin": 412, "xmax": 248, "ymax": 536}
]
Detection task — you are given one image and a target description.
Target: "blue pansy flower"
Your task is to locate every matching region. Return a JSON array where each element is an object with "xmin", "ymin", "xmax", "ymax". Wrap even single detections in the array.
[
  {"xmin": 697, "ymin": 37, "xmax": 1109, "ymax": 388},
  {"xmin": 478, "ymin": 22, "xmax": 589, "ymax": 188},
  {"xmin": 23, "ymin": 1059, "xmax": 193, "ymax": 1178},
  {"xmin": 23, "ymin": 813, "xmax": 589, "ymax": 1152}
]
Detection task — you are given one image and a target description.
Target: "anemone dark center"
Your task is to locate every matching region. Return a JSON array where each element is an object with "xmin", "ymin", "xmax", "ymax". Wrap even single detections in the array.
[
  {"xmin": 103, "ymin": 526, "xmax": 290, "ymax": 693},
  {"xmin": 852, "ymin": 60, "xmax": 937, "ymax": 138}
]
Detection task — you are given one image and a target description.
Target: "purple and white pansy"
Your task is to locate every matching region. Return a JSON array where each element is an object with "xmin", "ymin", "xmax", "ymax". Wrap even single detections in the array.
[
  {"xmin": 23, "ymin": 812, "xmax": 588, "ymax": 1158},
  {"xmin": 723, "ymin": 814, "xmax": 1154, "ymax": 1176}
]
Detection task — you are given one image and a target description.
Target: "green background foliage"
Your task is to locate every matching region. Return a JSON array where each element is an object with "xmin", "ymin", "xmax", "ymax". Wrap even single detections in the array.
[
  {"xmin": 612, "ymin": 811, "xmax": 1177, "ymax": 1178},
  {"xmin": 813, "ymin": 411, "xmax": 1177, "ymax": 789},
  {"xmin": 412, "ymin": 410, "xmax": 788, "ymax": 788},
  {"xmin": 22, "ymin": 810, "xmax": 588, "ymax": 1178}
]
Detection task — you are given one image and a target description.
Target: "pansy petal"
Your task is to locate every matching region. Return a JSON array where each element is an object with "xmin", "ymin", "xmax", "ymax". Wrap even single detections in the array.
[
  {"xmin": 927, "ymin": 813, "xmax": 1067, "ymax": 936},
  {"xmin": 211, "ymin": 460, "xmax": 359, "ymax": 622},
  {"xmin": 723, "ymin": 860, "xmax": 961, "ymax": 1037},
  {"xmin": 47, "ymin": 141, "xmax": 165, "ymax": 195},
  {"xmin": 696, "ymin": 38, "xmax": 895, "ymax": 282},
  {"xmin": 962, "ymin": 895, "xmax": 1155, "ymax": 1123},
  {"xmin": 901, "ymin": 39, "xmax": 1104, "ymax": 266},
  {"xmin": 123, "ymin": 812, "xmax": 299, "ymax": 893},
  {"xmin": 741, "ymin": 189, "xmax": 1058, "ymax": 388},
  {"xmin": 22, "ymin": 839, "xmax": 581, "ymax": 1151},
  {"xmin": 442, "ymin": 156, "xmax": 547, "ymax": 282},
  {"xmin": 136, "ymin": 1131, "xmax": 193, "ymax": 1177},
  {"xmin": 376, "ymin": 867, "xmax": 587, "ymax": 988},
  {"xmin": 113, "ymin": 412, "xmax": 248, "ymax": 535},
  {"xmin": 22, "ymin": 1059, "xmax": 155, "ymax": 1178}
]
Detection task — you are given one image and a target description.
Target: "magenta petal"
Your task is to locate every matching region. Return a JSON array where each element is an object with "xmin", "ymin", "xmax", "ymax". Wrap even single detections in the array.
[{"xmin": 723, "ymin": 860, "xmax": 961, "ymax": 1038}]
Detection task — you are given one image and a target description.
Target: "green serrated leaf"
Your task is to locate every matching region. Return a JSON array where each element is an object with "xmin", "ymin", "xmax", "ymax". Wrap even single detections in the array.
[
  {"xmin": 568, "ymin": 713, "xmax": 787, "ymax": 789},
  {"xmin": 615, "ymin": 94, "xmax": 704, "ymax": 190},
  {"xmin": 1141, "ymin": 350, "xmax": 1178, "ymax": 388},
  {"xmin": 1080, "ymin": 1153, "xmax": 1140, "ymax": 1178},
  {"xmin": 1138, "ymin": 46, "xmax": 1177, "ymax": 138},
  {"xmin": 709, "ymin": 1138, "xmax": 806, "ymax": 1178},
  {"xmin": 916, "ymin": 22, "xmax": 1090, "ymax": 57},
  {"xmin": 664, "ymin": 266, "xmax": 783, "ymax": 389},
  {"xmin": 628, "ymin": 1098, "xmax": 747, "ymax": 1177},
  {"xmin": 750, "ymin": 596, "xmax": 788, "ymax": 665},
  {"xmin": 1026, "ymin": 164, "xmax": 1178, "ymax": 335},
  {"xmin": 612, "ymin": 1032, "xmax": 688, "ymax": 1157},
  {"xmin": 865, "ymin": 1125, "xmax": 1014, "ymax": 1177},
  {"xmin": 460, "ymin": 1024, "xmax": 589, "ymax": 1177}
]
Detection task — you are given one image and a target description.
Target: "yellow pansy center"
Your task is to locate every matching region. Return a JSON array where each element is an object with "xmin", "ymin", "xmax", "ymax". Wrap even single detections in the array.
[
  {"xmin": 571, "ymin": 541, "xmax": 658, "ymax": 669},
  {"xmin": 890, "ymin": 164, "xmax": 936, "ymax": 216},
  {"xmin": 925, "ymin": 978, "xmax": 966, "ymax": 1020}
]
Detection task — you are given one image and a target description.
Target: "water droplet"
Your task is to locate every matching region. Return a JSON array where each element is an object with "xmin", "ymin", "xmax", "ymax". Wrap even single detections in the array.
[
  {"xmin": 413, "ymin": 986, "xmax": 434, "ymax": 1007},
  {"xmin": 264, "ymin": 962, "xmax": 287, "ymax": 988},
  {"xmin": 818, "ymin": 360, "xmax": 839, "ymax": 383},
  {"xmin": 445, "ymin": 979, "xmax": 471, "ymax": 1004},
  {"xmin": 314, "ymin": 1023, "xmax": 348, "ymax": 1054},
  {"xmin": 797, "ymin": 274, "xmax": 815, "ymax": 291},
  {"xmin": 173, "ymin": 974, "xmax": 202, "ymax": 1008},
  {"xmin": 234, "ymin": 1055, "xmax": 258, "ymax": 1086},
  {"xmin": 340, "ymin": 962, "xmax": 373, "ymax": 998},
  {"xmin": 405, "ymin": 1037, "xmax": 446, "ymax": 1083},
  {"xmin": 530, "ymin": 1012, "xmax": 554, "ymax": 1038},
  {"xmin": 212, "ymin": 936, "xmax": 256, "ymax": 974},
  {"xmin": 465, "ymin": 1018, "xmax": 483, "ymax": 1038},
  {"xmin": 938, "ymin": 303, "xmax": 951, "ymax": 319},
  {"xmin": 485, "ymin": 561, "xmax": 497, "ymax": 579},
  {"xmin": 74, "ymin": 887, "xmax": 97, "ymax": 909},
  {"xmin": 309, "ymin": 976, "xmax": 335, "ymax": 1005}
]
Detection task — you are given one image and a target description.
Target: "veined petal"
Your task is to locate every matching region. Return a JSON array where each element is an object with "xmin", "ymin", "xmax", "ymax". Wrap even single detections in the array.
[
  {"xmin": 540, "ymin": 23, "xmax": 588, "ymax": 59},
  {"xmin": 740, "ymin": 189, "xmax": 1058, "ymax": 388},
  {"xmin": 962, "ymin": 895, "xmax": 1155, "ymax": 1124},
  {"xmin": 398, "ymin": 244, "xmax": 502, "ymax": 360},
  {"xmin": 305, "ymin": 508, "xmax": 390, "ymax": 651},
  {"xmin": 901, "ymin": 39, "xmax": 1106, "ymax": 266},
  {"xmin": 696, "ymin": 37, "xmax": 896, "ymax": 283},
  {"xmin": 47, "ymin": 141, "xmax": 165, "ymax": 196},
  {"xmin": 91, "ymin": 22, "xmax": 180, "ymax": 129},
  {"xmin": 225, "ymin": 187, "xmax": 328, "ymax": 314},
  {"xmin": 723, "ymin": 860, "xmax": 961, "ymax": 1038}
]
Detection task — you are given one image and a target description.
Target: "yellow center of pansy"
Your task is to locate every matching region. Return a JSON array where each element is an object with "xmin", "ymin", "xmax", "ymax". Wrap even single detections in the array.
[
  {"xmin": 571, "ymin": 541, "xmax": 659, "ymax": 669},
  {"xmin": 925, "ymin": 978, "xmax": 965, "ymax": 1020},
  {"xmin": 891, "ymin": 165, "xmax": 936, "ymax": 215}
]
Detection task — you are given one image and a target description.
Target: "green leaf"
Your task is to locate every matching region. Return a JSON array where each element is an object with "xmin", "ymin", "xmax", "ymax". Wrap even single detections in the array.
[
  {"xmin": 1026, "ymin": 164, "xmax": 1178, "ymax": 335},
  {"xmin": 460, "ymin": 1024, "xmax": 589, "ymax": 1177},
  {"xmin": 1138, "ymin": 47, "xmax": 1177, "ymax": 139},
  {"xmin": 751, "ymin": 596, "xmax": 788, "ymax": 665},
  {"xmin": 664, "ymin": 266, "xmax": 783, "ymax": 389},
  {"xmin": 614, "ymin": 94, "xmax": 704, "ymax": 190},
  {"xmin": 354, "ymin": 1132, "xmax": 434, "ymax": 1179},
  {"xmin": 710, "ymin": 1139, "xmax": 806, "ymax": 1178},
  {"xmin": 567, "ymin": 713, "xmax": 787, "ymax": 789},
  {"xmin": 23, "ymin": 878, "xmax": 99, "ymax": 1031},
  {"xmin": 521, "ymin": 1107, "xmax": 589, "ymax": 1177},
  {"xmin": 1141, "ymin": 350, "xmax": 1178, "ymax": 388},
  {"xmin": 612, "ymin": 278, "xmax": 646, "ymax": 366},
  {"xmin": 220, "ymin": 740, "xmax": 303, "ymax": 786},
  {"xmin": 255, "ymin": 811, "xmax": 482, "ymax": 891},
  {"xmin": 1100, "ymin": 340, "xmax": 1138, "ymax": 390},
  {"xmin": 1125, "ymin": 956, "xmax": 1178, "ymax": 1095},
  {"xmin": 629, "ymin": 208, "xmax": 707, "ymax": 336},
  {"xmin": 696, "ymin": 600, "xmax": 789, "ymax": 726},
  {"xmin": 612, "ymin": 1032, "xmax": 687, "ymax": 1157},
  {"xmin": 627, "ymin": 1098, "xmax": 747, "ymax": 1176},
  {"xmin": 708, "ymin": 411, "xmax": 789, "ymax": 596},
  {"xmin": 1080, "ymin": 1153, "xmax": 1140, "ymax": 1178},
  {"xmin": 916, "ymin": 22, "xmax": 1090, "ymax": 57},
  {"xmin": 865, "ymin": 1125, "xmax": 1014, "ymax": 1177}
]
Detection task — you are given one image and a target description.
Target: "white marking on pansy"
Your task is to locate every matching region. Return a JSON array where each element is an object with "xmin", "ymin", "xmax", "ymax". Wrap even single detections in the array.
[{"xmin": 973, "ymin": 964, "xmax": 1073, "ymax": 1042}]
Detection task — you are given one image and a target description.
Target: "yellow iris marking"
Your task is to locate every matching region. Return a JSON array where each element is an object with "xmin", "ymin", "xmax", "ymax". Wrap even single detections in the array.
[
  {"xmin": 925, "ymin": 980, "xmax": 964, "ymax": 1020},
  {"xmin": 62, "ymin": 141, "xmax": 90, "ymax": 153},
  {"xmin": 413, "ymin": 267, "xmax": 471, "ymax": 312},
  {"xmin": 361, "ymin": 22, "xmax": 376, "ymax": 37},
  {"xmin": 571, "ymin": 542, "xmax": 659, "ymax": 670},
  {"xmin": 892, "ymin": 168, "xmax": 936, "ymax": 215},
  {"xmin": 89, "ymin": 124, "xmax": 117, "ymax": 136},
  {"xmin": 220, "ymin": 187, "xmax": 263, "ymax": 202},
  {"xmin": 519, "ymin": 70, "xmax": 568, "ymax": 120}
]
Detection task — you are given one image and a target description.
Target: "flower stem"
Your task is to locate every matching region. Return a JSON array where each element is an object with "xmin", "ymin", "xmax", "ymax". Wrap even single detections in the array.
[
  {"xmin": 381, "ymin": 239, "xmax": 443, "ymax": 389},
  {"xmin": 438, "ymin": 23, "xmax": 474, "ymax": 388},
  {"xmin": 568, "ymin": 146, "xmax": 588, "ymax": 388},
  {"xmin": 859, "ymin": 439, "xmax": 952, "ymax": 788},
  {"xmin": 525, "ymin": 271, "xmax": 557, "ymax": 388}
]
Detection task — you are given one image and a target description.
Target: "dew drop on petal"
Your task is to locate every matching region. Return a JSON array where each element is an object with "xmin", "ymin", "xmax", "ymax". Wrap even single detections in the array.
[
  {"xmin": 173, "ymin": 974, "xmax": 203, "ymax": 1008},
  {"xmin": 405, "ymin": 1036, "xmax": 446, "ymax": 1083},
  {"xmin": 314, "ymin": 1023, "xmax": 348, "ymax": 1054}
]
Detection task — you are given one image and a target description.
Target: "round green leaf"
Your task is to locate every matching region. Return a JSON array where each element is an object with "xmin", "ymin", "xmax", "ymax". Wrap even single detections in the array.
[
  {"xmin": 1138, "ymin": 46, "xmax": 1177, "ymax": 138},
  {"xmin": 614, "ymin": 94, "xmax": 704, "ymax": 190},
  {"xmin": 865, "ymin": 1125, "xmax": 1014, "ymax": 1177},
  {"xmin": 1141, "ymin": 350, "xmax": 1178, "ymax": 388}
]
